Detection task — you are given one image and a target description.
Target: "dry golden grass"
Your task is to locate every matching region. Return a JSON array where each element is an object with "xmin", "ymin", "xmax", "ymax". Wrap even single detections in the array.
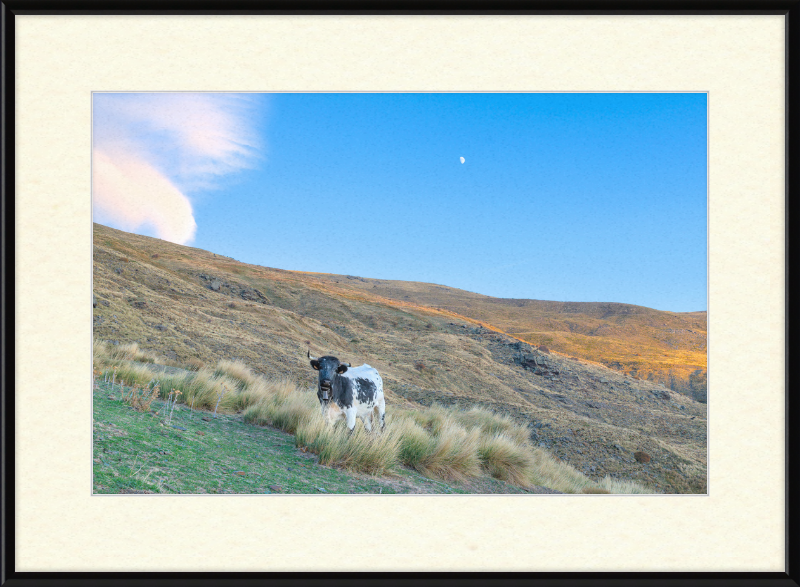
[
  {"xmin": 102, "ymin": 362, "xmax": 155, "ymax": 389},
  {"xmin": 93, "ymin": 338, "xmax": 110, "ymax": 366},
  {"xmin": 312, "ymin": 271, "xmax": 707, "ymax": 393},
  {"xmin": 394, "ymin": 418, "xmax": 436, "ymax": 471},
  {"xmin": 92, "ymin": 224, "xmax": 701, "ymax": 491},
  {"xmin": 593, "ymin": 476, "xmax": 653, "ymax": 494},
  {"xmin": 243, "ymin": 391, "xmax": 318, "ymax": 434},
  {"xmin": 520, "ymin": 446, "xmax": 588, "ymax": 493},
  {"xmin": 214, "ymin": 359, "xmax": 259, "ymax": 389},
  {"xmin": 454, "ymin": 405, "xmax": 531, "ymax": 447},
  {"xmin": 478, "ymin": 433, "xmax": 536, "ymax": 486},
  {"xmin": 410, "ymin": 418, "xmax": 482, "ymax": 481},
  {"xmin": 295, "ymin": 415, "xmax": 401, "ymax": 475},
  {"xmin": 109, "ymin": 342, "xmax": 158, "ymax": 364}
]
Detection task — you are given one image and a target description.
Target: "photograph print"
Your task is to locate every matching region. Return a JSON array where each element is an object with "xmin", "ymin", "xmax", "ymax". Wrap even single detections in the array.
[{"xmin": 92, "ymin": 92, "xmax": 707, "ymax": 495}]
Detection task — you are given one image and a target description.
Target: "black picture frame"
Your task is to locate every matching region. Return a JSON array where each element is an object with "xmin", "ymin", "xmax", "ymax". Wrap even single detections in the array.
[{"xmin": 2, "ymin": 1, "xmax": 795, "ymax": 585}]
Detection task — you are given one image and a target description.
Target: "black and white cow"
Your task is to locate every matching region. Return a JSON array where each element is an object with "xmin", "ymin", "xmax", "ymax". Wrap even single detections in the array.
[{"xmin": 308, "ymin": 350, "xmax": 385, "ymax": 432}]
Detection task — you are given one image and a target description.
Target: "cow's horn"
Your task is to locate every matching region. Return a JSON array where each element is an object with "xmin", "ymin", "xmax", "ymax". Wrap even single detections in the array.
[
  {"xmin": 343, "ymin": 362, "xmax": 351, "ymax": 367},
  {"xmin": 307, "ymin": 349, "xmax": 318, "ymax": 361}
]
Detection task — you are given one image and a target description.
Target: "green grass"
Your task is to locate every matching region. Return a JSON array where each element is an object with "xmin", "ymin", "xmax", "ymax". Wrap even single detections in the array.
[{"xmin": 93, "ymin": 379, "xmax": 530, "ymax": 494}]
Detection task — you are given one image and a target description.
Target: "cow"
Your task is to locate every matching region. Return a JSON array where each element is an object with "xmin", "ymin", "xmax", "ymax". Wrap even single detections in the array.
[{"xmin": 307, "ymin": 350, "xmax": 385, "ymax": 433}]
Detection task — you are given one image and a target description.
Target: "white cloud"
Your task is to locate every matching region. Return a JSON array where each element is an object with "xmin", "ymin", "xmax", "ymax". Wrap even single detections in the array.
[
  {"xmin": 93, "ymin": 149, "xmax": 197, "ymax": 244},
  {"xmin": 92, "ymin": 93, "xmax": 262, "ymax": 244}
]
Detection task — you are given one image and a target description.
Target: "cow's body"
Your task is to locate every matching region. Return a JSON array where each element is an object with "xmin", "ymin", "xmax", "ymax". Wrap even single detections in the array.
[{"xmin": 308, "ymin": 353, "xmax": 385, "ymax": 432}]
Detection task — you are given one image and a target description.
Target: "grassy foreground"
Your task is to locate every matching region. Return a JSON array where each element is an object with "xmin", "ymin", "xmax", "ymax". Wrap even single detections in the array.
[
  {"xmin": 94, "ymin": 380, "xmax": 528, "ymax": 494},
  {"xmin": 94, "ymin": 341, "xmax": 653, "ymax": 494}
]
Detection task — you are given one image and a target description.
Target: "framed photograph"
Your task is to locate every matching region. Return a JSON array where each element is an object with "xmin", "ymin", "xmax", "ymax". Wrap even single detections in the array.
[{"xmin": 4, "ymin": 2, "xmax": 794, "ymax": 584}]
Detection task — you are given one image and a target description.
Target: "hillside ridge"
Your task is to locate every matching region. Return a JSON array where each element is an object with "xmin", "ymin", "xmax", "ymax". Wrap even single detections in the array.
[{"xmin": 300, "ymin": 272, "xmax": 707, "ymax": 400}]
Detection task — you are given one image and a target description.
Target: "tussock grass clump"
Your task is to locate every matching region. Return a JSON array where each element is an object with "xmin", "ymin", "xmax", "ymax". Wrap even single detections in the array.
[
  {"xmin": 395, "ymin": 418, "xmax": 436, "ymax": 470},
  {"xmin": 110, "ymin": 342, "xmax": 157, "ymax": 364},
  {"xmin": 102, "ymin": 363, "xmax": 154, "ymax": 388},
  {"xmin": 525, "ymin": 446, "xmax": 600, "ymax": 494},
  {"xmin": 138, "ymin": 368, "xmax": 307, "ymax": 418},
  {"xmin": 455, "ymin": 406, "xmax": 531, "ymax": 447},
  {"xmin": 593, "ymin": 477, "xmax": 653, "ymax": 495},
  {"xmin": 400, "ymin": 417, "xmax": 481, "ymax": 481},
  {"xmin": 162, "ymin": 369, "xmax": 239, "ymax": 413},
  {"xmin": 478, "ymin": 433, "xmax": 535, "ymax": 486},
  {"xmin": 406, "ymin": 404, "xmax": 450, "ymax": 436},
  {"xmin": 214, "ymin": 359, "xmax": 259, "ymax": 389},
  {"xmin": 295, "ymin": 415, "xmax": 400, "ymax": 475},
  {"xmin": 93, "ymin": 338, "xmax": 111, "ymax": 367},
  {"xmin": 265, "ymin": 395, "xmax": 315, "ymax": 433},
  {"xmin": 94, "ymin": 339, "xmax": 159, "ymax": 372},
  {"xmin": 426, "ymin": 421, "xmax": 482, "ymax": 481},
  {"xmin": 398, "ymin": 405, "xmax": 655, "ymax": 493},
  {"xmin": 243, "ymin": 390, "xmax": 318, "ymax": 434}
]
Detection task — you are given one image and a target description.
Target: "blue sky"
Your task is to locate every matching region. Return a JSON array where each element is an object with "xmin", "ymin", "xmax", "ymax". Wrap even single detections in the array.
[{"xmin": 93, "ymin": 92, "xmax": 707, "ymax": 312}]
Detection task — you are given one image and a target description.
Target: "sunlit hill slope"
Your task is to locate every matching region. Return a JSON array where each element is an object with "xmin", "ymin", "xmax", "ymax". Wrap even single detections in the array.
[{"xmin": 304, "ymin": 274, "xmax": 707, "ymax": 402}]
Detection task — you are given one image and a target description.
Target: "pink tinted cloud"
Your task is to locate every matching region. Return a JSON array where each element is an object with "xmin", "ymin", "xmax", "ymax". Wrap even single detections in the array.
[
  {"xmin": 92, "ymin": 93, "xmax": 261, "ymax": 244},
  {"xmin": 93, "ymin": 149, "xmax": 197, "ymax": 244}
]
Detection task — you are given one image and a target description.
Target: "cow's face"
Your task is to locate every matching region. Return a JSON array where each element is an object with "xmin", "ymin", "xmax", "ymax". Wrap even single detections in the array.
[{"xmin": 309, "ymin": 355, "xmax": 349, "ymax": 403}]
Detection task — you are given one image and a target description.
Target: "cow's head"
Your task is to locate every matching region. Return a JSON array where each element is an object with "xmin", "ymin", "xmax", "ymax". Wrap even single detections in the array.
[{"xmin": 308, "ymin": 350, "xmax": 350, "ymax": 404}]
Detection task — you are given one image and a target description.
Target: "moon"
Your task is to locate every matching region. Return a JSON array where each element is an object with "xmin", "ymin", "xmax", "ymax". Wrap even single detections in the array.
[{"xmin": 460, "ymin": 156, "xmax": 465, "ymax": 164}]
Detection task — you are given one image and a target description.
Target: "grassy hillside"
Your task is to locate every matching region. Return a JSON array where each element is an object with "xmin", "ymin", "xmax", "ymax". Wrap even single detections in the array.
[
  {"xmin": 92, "ymin": 223, "xmax": 707, "ymax": 493},
  {"xmin": 93, "ymin": 379, "xmax": 537, "ymax": 495},
  {"xmin": 93, "ymin": 348, "xmax": 644, "ymax": 494},
  {"xmin": 302, "ymin": 274, "xmax": 707, "ymax": 401}
]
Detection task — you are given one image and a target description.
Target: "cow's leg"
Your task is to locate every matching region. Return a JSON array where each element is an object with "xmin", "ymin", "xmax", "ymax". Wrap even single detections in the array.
[
  {"xmin": 377, "ymin": 397, "xmax": 386, "ymax": 430},
  {"xmin": 345, "ymin": 408, "xmax": 358, "ymax": 432},
  {"xmin": 363, "ymin": 411, "xmax": 373, "ymax": 433}
]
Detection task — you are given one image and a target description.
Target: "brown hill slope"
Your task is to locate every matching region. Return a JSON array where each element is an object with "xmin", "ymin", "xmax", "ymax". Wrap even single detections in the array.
[
  {"xmin": 92, "ymin": 223, "xmax": 707, "ymax": 493},
  {"xmin": 301, "ymin": 274, "xmax": 707, "ymax": 402}
]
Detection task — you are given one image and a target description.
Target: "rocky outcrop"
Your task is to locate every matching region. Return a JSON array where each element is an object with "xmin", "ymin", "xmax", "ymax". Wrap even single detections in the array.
[
  {"xmin": 514, "ymin": 352, "xmax": 560, "ymax": 377},
  {"xmin": 196, "ymin": 273, "xmax": 268, "ymax": 303}
]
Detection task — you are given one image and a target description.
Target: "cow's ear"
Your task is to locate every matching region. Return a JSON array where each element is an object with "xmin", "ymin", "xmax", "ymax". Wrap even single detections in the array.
[
  {"xmin": 310, "ymin": 360, "xmax": 320, "ymax": 370},
  {"xmin": 336, "ymin": 364, "xmax": 348, "ymax": 374}
]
